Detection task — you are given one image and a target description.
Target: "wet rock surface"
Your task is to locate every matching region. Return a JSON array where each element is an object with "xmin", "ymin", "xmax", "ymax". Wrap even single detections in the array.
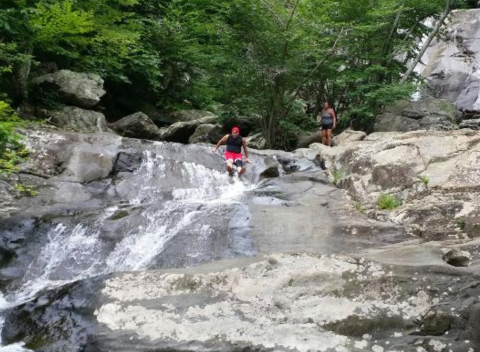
[{"xmin": 1, "ymin": 127, "xmax": 480, "ymax": 352}]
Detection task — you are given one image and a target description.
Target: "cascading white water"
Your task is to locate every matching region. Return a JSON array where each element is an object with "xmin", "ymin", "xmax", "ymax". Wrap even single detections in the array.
[{"xmin": 0, "ymin": 147, "xmax": 255, "ymax": 351}]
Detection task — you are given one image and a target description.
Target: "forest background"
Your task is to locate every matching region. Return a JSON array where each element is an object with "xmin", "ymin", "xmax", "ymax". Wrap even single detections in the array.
[{"xmin": 0, "ymin": 0, "xmax": 478, "ymax": 158}]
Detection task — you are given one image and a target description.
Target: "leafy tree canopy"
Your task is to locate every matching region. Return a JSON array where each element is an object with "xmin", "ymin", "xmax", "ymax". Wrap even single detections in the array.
[{"xmin": 0, "ymin": 0, "xmax": 476, "ymax": 149}]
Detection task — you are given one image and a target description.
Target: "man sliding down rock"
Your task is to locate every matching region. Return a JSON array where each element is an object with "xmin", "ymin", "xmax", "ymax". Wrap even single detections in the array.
[{"xmin": 212, "ymin": 126, "xmax": 250, "ymax": 176}]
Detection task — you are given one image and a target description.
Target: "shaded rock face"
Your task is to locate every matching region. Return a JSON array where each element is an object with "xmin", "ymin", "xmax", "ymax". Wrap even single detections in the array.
[
  {"xmin": 158, "ymin": 115, "xmax": 218, "ymax": 143},
  {"xmin": 297, "ymin": 131, "xmax": 322, "ymax": 148},
  {"xmin": 30, "ymin": 70, "xmax": 106, "ymax": 109},
  {"xmin": 375, "ymin": 98, "xmax": 459, "ymax": 132},
  {"xmin": 47, "ymin": 106, "xmax": 108, "ymax": 132},
  {"xmin": 188, "ymin": 123, "xmax": 222, "ymax": 144},
  {"xmin": 311, "ymin": 129, "xmax": 480, "ymax": 241},
  {"xmin": 245, "ymin": 132, "xmax": 267, "ymax": 150},
  {"xmin": 418, "ymin": 9, "xmax": 480, "ymax": 112},
  {"xmin": 111, "ymin": 112, "xmax": 161, "ymax": 140},
  {"xmin": 140, "ymin": 109, "xmax": 218, "ymax": 128},
  {"xmin": 169, "ymin": 109, "xmax": 216, "ymax": 123},
  {"xmin": 460, "ymin": 118, "xmax": 480, "ymax": 130},
  {"xmin": 441, "ymin": 248, "xmax": 472, "ymax": 267}
]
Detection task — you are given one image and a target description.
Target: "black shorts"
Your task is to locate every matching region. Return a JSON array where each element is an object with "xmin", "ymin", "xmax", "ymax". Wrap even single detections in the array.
[
  {"xmin": 322, "ymin": 123, "xmax": 333, "ymax": 130},
  {"xmin": 233, "ymin": 159, "xmax": 243, "ymax": 168}
]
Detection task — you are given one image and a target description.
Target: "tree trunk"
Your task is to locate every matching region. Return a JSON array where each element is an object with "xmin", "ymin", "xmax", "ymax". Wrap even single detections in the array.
[{"xmin": 400, "ymin": 0, "xmax": 453, "ymax": 83}]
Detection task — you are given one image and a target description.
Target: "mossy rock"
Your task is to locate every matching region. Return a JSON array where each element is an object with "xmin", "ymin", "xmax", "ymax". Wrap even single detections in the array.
[{"xmin": 107, "ymin": 210, "xmax": 129, "ymax": 221}]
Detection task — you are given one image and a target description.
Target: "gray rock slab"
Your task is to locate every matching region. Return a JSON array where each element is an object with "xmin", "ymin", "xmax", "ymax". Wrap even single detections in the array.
[
  {"xmin": 31, "ymin": 69, "xmax": 106, "ymax": 108},
  {"xmin": 48, "ymin": 106, "xmax": 108, "ymax": 132}
]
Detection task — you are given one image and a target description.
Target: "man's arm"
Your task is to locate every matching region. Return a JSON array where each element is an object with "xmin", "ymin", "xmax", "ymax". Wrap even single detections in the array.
[
  {"xmin": 242, "ymin": 138, "xmax": 250, "ymax": 162},
  {"xmin": 212, "ymin": 135, "xmax": 229, "ymax": 152}
]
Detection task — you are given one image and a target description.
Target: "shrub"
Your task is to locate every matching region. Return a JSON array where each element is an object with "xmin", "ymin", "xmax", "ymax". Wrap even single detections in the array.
[
  {"xmin": 417, "ymin": 175, "xmax": 430, "ymax": 186},
  {"xmin": 15, "ymin": 182, "xmax": 38, "ymax": 197},
  {"xmin": 456, "ymin": 218, "xmax": 466, "ymax": 231},
  {"xmin": 331, "ymin": 168, "xmax": 345, "ymax": 185},
  {"xmin": 0, "ymin": 101, "xmax": 28, "ymax": 173},
  {"xmin": 377, "ymin": 193, "xmax": 402, "ymax": 210}
]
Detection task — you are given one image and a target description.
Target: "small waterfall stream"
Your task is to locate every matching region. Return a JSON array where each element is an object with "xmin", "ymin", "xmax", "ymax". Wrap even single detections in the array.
[{"xmin": 0, "ymin": 145, "xmax": 256, "ymax": 351}]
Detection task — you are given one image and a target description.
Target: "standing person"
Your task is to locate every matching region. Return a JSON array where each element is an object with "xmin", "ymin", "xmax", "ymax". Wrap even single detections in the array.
[
  {"xmin": 212, "ymin": 126, "xmax": 250, "ymax": 176},
  {"xmin": 317, "ymin": 102, "xmax": 337, "ymax": 147}
]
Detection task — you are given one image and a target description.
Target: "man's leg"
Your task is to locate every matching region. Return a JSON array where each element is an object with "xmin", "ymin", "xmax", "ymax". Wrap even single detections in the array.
[
  {"xmin": 226, "ymin": 159, "xmax": 234, "ymax": 175},
  {"xmin": 235, "ymin": 159, "xmax": 245, "ymax": 175}
]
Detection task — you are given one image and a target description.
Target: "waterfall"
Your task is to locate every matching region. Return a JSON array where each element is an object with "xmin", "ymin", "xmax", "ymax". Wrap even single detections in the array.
[{"xmin": 0, "ymin": 145, "xmax": 255, "ymax": 350}]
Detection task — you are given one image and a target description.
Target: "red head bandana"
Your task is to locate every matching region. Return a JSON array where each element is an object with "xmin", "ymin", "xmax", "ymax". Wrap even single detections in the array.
[{"xmin": 232, "ymin": 127, "xmax": 240, "ymax": 134}]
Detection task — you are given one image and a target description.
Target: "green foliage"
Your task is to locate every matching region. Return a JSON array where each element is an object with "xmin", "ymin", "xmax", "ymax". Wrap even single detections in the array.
[
  {"xmin": 0, "ymin": 0, "xmax": 478, "ymax": 147},
  {"xmin": 377, "ymin": 193, "xmax": 402, "ymax": 210},
  {"xmin": 30, "ymin": 1, "xmax": 95, "ymax": 46},
  {"xmin": 417, "ymin": 175, "xmax": 430, "ymax": 186},
  {"xmin": 456, "ymin": 218, "xmax": 466, "ymax": 231},
  {"xmin": 15, "ymin": 182, "xmax": 38, "ymax": 197},
  {"xmin": 0, "ymin": 100, "xmax": 28, "ymax": 173},
  {"xmin": 331, "ymin": 168, "xmax": 345, "ymax": 186},
  {"xmin": 438, "ymin": 100, "xmax": 458, "ymax": 123}
]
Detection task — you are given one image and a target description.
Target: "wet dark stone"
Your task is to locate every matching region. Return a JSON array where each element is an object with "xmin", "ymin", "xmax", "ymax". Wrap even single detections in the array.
[
  {"xmin": 323, "ymin": 314, "xmax": 406, "ymax": 337},
  {"xmin": 420, "ymin": 310, "xmax": 453, "ymax": 336},
  {"xmin": 112, "ymin": 152, "xmax": 143, "ymax": 174}
]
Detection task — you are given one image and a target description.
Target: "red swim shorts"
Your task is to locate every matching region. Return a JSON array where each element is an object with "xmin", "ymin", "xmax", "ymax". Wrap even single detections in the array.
[{"xmin": 225, "ymin": 151, "xmax": 242, "ymax": 161}]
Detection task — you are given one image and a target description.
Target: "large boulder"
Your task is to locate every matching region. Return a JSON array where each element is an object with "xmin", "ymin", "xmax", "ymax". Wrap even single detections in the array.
[
  {"xmin": 332, "ymin": 128, "xmax": 366, "ymax": 146},
  {"xmin": 111, "ymin": 112, "xmax": 161, "ymax": 140},
  {"xmin": 188, "ymin": 123, "xmax": 223, "ymax": 144},
  {"xmin": 297, "ymin": 131, "xmax": 322, "ymax": 148},
  {"xmin": 158, "ymin": 115, "xmax": 218, "ymax": 143},
  {"xmin": 47, "ymin": 106, "xmax": 108, "ymax": 132},
  {"xmin": 142, "ymin": 109, "xmax": 217, "ymax": 127},
  {"xmin": 21, "ymin": 130, "xmax": 122, "ymax": 184},
  {"xmin": 374, "ymin": 98, "xmax": 459, "ymax": 132},
  {"xmin": 169, "ymin": 110, "xmax": 216, "ymax": 123},
  {"xmin": 416, "ymin": 9, "xmax": 480, "ymax": 112},
  {"xmin": 245, "ymin": 132, "xmax": 267, "ymax": 150},
  {"xmin": 31, "ymin": 70, "xmax": 106, "ymax": 109}
]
